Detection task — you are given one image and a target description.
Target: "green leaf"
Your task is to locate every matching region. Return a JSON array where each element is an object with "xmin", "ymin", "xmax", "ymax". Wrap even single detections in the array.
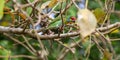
[
  {"xmin": 0, "ymin": 0, "xmax": 5, "ymax": 20},
  {"xmin": 26, "ymin": 7, "xmax": 33, "ymax": 16},
  {"xmin": 93, "ymin": 8, "xmax": 105, "ymax": 24},
  {"xmin": 29, "ymin": 0, "xmax": 34, "ymax": 2},
  {"xmin": 48, "ymin": 20, "xmax": 62, "ymax": 28}
]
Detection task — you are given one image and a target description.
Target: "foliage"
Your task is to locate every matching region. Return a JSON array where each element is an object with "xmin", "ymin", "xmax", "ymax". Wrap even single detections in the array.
[
  {"xmin": 0, "ymin": 0, "xmax": 5, "ymax": 20},
  {"xmin": 0, "ymin": 0, "xmax": 120, "ymax": 60}
]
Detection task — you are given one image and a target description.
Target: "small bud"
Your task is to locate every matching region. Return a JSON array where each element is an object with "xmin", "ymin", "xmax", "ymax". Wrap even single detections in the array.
[{"xmin": 70, "ymin": 16, "xmax": 76, "ymax": 21}]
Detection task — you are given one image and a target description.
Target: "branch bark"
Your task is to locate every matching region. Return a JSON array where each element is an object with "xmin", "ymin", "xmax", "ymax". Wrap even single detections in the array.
[{"xmin": 0, "ymin": 22, "xmax": 120, "ymax": 40}]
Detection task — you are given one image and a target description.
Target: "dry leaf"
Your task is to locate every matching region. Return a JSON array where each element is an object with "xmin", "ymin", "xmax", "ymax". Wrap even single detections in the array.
[
  {"xmin": 48, "ymin": 0, "xmax": 58, "ymax": 8},
  {"xmin": 76, "ymin": 9, "xmax": 97, "ymax": 38}
]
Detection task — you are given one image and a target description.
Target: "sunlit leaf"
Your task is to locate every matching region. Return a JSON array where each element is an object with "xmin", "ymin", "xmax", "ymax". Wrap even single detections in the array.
[
  {"xmin": 48, "ymin": 20, "xmax": 61, "ymax": 28},
  {"xmin": 0, "ymin": 0, "xmax": 5, "ymax": 20},
  {"xmin": 0, "ymin": 46, "xmax": 4, "ymax": 49},
  {"xmin": 102, "ymin": 50, "xmax": 112, "ymax": 60},
  {"xmin": 111, "ymin": 29, "xmax": 119, "ymax": 33},
  {"xmin": 48, "ymin": 0, "xmax": 58, "ymax": 8},
  {"xmin": 26, "ymin": 7, "xmax": 33, "ymax": 16},
  {"xmin": 76, "ymin": 9, "xmax": 97, "ymax": 38},
  {"xmin": 93, "ymin": 8, "xmax": 105, "ymax": 24},
  {"xmin": 0, "ymin": 21, "xmax": 10, "ymax": 26},
  {"xmin": 63, "ymin": 43, "xmax": 68, "ymax": 47}
]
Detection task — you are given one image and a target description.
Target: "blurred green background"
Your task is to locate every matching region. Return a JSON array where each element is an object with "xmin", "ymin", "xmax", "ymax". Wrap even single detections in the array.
[{"xmin": 0, "ymin": 0, "xmax": 120, "ymax": 60}]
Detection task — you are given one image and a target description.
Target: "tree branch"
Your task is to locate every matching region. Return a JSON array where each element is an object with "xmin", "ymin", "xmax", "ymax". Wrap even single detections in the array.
[{"xmin": 0, "ymin": 22, "xmax": 120, "ymax": 39}]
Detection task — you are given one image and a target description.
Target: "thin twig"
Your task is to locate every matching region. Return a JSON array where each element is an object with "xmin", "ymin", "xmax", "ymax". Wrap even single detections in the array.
[
  {"xmin": 22, "ymin": 35, "xmax": 37, "ymax": 53},
  {"xmin": 55, "ymin": 40, "xmax": 75, "ymax": 54},
  {"xmin": 85, "ymin": 0, "xmax": 88, "ymax": 8},
  {"xmin": 0, "ymin": 55, "xmax": 36, "ymax": 59},
  {"xmin": 72, "ymin": 0, "xmax": 80, "ymax": 9},
  {"xmin": 3, "ymin": 33, "xmax": 36, "ymax": 55}
]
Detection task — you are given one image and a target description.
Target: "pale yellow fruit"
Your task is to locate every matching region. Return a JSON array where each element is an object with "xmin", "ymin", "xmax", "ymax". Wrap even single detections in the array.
[{"xmin": 76, "ymin": 9, "xmax": 97, "ymax": 38}]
